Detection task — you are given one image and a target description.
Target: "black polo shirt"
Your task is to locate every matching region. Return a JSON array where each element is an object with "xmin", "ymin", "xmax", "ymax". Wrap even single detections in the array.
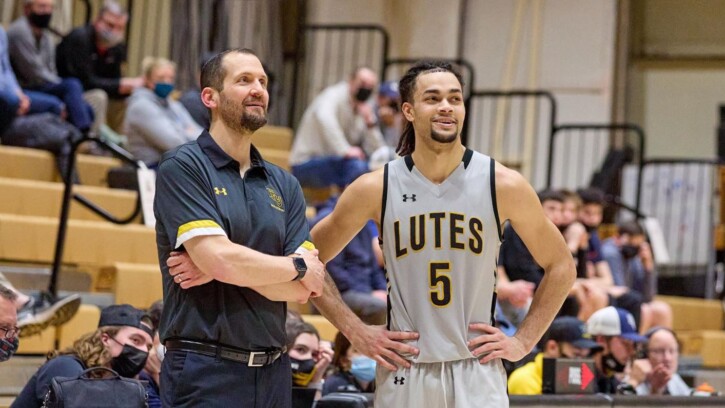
[{"xmin": 154, "ymin": 130, "xmax": 310, "ymax": 350}]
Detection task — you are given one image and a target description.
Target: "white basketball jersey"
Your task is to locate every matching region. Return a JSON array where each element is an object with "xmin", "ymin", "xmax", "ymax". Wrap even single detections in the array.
[{"xmin": 381, "ymin": 149, "xmax": 502, "ymax": 363}]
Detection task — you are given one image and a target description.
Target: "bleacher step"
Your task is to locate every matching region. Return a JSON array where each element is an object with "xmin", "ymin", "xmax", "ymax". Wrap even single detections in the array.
[{"xmin": 0, "ymin": 356, "xmax": 45, "ymax": 396}]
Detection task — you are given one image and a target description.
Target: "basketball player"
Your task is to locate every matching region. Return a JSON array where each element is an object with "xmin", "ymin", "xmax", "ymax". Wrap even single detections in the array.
[{"xmin": 309, "ymin": 60, "xmax": 576, "ymax": 407}]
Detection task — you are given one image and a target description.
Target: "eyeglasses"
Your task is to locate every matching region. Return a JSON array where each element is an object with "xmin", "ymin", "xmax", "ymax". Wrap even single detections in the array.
[
  {"xmin": 0, "ymin": 326, "xmax": 19, "ymax": 339},
  {"xmin": 648, "ymin": 348, "xmax": 678, "ymax": 357}
]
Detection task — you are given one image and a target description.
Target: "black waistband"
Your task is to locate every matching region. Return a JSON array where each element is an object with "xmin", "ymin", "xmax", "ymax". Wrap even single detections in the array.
[{"xmin": 165, "ymin": 339, "xmax": 285, "ymax": 367}]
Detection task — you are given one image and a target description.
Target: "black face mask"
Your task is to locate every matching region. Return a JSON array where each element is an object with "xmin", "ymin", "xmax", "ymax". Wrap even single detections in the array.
[
  {"xmin": 621, "ymin": 244, "xmax": 640, "ymax": 259},
  {"xmin": 354, "ymin": 87, "xmax": 373, "ymax": 102},
  {"xmin": 290, "ymin": 357, "xmax": 317, "ymax": 387},
  {"xmin": 109, "ymin": 339, "xmax": 148, "ymax": 378},
  {"xmin": 601, "ymin": 352, "xmax": 626, "ymax": 375},
  {"xmin": 28, "ymin": 12, "xmax": 52, "ymax": 29}
]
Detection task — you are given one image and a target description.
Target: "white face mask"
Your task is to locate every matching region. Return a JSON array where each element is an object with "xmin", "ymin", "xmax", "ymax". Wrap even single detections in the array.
[{"xmin": 156, "ymin": 344, "xmax": 166, "ymax": 362}]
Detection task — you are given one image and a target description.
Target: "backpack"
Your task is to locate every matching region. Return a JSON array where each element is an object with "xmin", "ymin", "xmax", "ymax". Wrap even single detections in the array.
[
  {"xmin": 314, "ymin": 392, "xmax": 373, "ymax": 408},
  {"xmin": 42, "ymin": 367, "xmax": 148, "ymax": 408}
]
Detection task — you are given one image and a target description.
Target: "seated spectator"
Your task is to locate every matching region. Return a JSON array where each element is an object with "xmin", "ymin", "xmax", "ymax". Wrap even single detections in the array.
[
  {"xmin": 577, "ymin": 187, "xmax": 615, "ymax": 287},
  {"xmin": 312, "ymin": 196, "xmax": 387, "ymax": 325},
  {"xmin": 602, "ymin": 221, "xmax": 654, "ymax": 300},
  {"xmin": 560, "ymin": 189, "xmax": 590, "ymax": 278},
  {"xmin": 12, "ymin": 304, "xmax": 153, "ymax": 407},
  {"xmin": 56, "ymin": 0, "xmax": 142, "ymax": 132},
  {"xmin": 496, "ymin": 190, "xmax": 563, "ymax": 325},
  {"xmin": 7, "ymin": 0, "xmax": 94, "ymax": 133},
  {"xmin": 123, "ymin": 57, "xmax": 202, "ymax": 166},
  {"xmin": 0, "ymin": 285, "xmax": 19, "ymax": 363},
  {"xmin": 586, "ymin": 306, "xmax": 647, "ymax": 394},
  {"xmin": 627, "ymin": 327, "xmax": 690, "ymax": 396},
  {"xmin": 323, "ymin": 331, "xmax": 376, "ymax": 396},
  {"xmin": 0, "ymin": 25, "xmax": 64, "ymax": 135},
  {"xmin": 508, "ymin": 316, "xmax": 602, "ymax": 395},
  {"xmin": 376, "ymin": 80, "xmax": 402, "ymax": 148},
  {"xmin": 2, "ymin": 24, "xmax": 81, "ymax": 182},
  {"xmin": 179, "ymin": 52, "xmax": 218, "ymax": 129},
  {"xmin": 140, "ymin": 300, "xmax": 163, "ymax": 408},
  {"xmin": 286, "ymin": 320, "xmax": 332, "ymax": 401},
  {"xmin": 290, "ymin": 67, "xmax": 385, "ymax": 188},
  {"xmin": 601, "ymin": 221, "xmax": 672, "ymax": 331}
]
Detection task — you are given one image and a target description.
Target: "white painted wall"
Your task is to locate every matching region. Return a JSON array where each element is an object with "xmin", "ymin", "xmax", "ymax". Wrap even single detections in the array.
[{"xmin": 634, "ymin": 69, "xmax": 720, "ymax": 159}]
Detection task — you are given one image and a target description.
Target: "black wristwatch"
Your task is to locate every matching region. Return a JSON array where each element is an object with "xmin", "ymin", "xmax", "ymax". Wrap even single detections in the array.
[{"xmin": 292, "ymin": 257, "xmax": 307, "ymax": 281}]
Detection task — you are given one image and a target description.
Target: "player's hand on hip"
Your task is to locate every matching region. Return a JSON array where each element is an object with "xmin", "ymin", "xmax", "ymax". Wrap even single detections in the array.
[
  {"xmin": 299, "ymin": 250, "xmax": 325, "ymax": 297},
  {"xmin": 167, "ymin": 251, "xmax": 213, "ymax": 289},
  {"xmin": 468, "ymin": 323, "xmax": 528, "ymax": 364},
  {"xmin": 349, "ymin": 324, "xmax": 419, "ymax": 371}
]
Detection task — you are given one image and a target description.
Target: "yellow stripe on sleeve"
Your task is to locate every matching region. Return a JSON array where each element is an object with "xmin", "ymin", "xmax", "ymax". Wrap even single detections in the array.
[{"xmin": 177, "ymin": 220, "xmax": 222, "ymax": 238}]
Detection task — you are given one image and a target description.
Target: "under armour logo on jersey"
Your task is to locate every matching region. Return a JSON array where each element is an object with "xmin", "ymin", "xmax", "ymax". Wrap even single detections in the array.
[
  {"xmin": 402, "ymin": 194, "xmax": 416, "ymax": 202},
  {"xmin": 394, "ymin": 376, "xmax": 405, "ymax": 385},
  {"xmin": 214, "ymin": 187, "xmax": 227, "ymax": 196}
]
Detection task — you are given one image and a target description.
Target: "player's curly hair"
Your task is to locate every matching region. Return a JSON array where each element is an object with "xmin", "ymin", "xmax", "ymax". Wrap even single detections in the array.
[
  {"xmin": 396, "ymin": 60, "xmax": 464, "ymax": 156},
  {"xmin": 48, "ymin": 326, "xmax": 122, "ymax": 376}
]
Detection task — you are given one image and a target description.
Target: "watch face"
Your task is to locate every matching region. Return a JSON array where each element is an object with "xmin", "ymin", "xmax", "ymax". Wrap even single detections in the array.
[{"xmin": 294, "ymin": 257, "xmax": 307, "ymax": 272}]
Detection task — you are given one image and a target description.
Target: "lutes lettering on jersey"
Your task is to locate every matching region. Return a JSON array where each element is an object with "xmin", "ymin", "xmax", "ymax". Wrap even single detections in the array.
[{"xmin": 393, "ymin": 212, "xmax": 483, "ymax": 259}]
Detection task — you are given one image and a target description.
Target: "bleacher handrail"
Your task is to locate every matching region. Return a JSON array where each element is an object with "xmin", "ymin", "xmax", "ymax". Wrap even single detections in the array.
[
  {"xmin": 50, "ymin": 136, "xmax": 142, "ymax": 297},
  {"xmin": 547, "ymin": 123, "xmax": 645, "ymax": 211}
]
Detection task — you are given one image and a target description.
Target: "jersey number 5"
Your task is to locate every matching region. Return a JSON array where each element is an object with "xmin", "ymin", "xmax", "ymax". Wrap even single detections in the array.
[{"xmin": 429, "ymin": 262, "xmax": 451, "ymax": 307}]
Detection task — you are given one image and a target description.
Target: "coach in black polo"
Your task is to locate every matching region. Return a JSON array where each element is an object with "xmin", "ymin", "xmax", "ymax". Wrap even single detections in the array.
[{"xmin": 153, "ymin": 49, "xmax": 325, "ymax": 408}]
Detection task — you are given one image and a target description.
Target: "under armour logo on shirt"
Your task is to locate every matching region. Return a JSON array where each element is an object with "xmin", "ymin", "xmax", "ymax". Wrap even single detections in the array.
[
  {"xmin": 394, "ymin": 376, "xmax": 405, "ymax": 385},
  {"xmin": 402, "ymin": 194, "xmax": 416, "ymax": 202}
]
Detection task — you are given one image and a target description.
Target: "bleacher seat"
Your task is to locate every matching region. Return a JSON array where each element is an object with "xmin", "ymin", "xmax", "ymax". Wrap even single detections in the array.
[
  {"xmin": 302, "ymin": 314, "xmax": 338, "ymax": 342},
  {"xmin": 0, "ymin": 145, "xmax": 122, "ymax": 187},
  {"xmin": 0, "ymin": 177, "xmax": 139, "ymax": 222},
  {"xmin": 108, "ymin": 263, "xmax": 162, "ymax": 309}
]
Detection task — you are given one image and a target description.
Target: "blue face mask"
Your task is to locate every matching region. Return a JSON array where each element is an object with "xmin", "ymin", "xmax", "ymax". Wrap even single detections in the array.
[
  {"xmin": 350, "ymin": 355, "xmax": 376, "ymax": 382},
  {"xmin": 153, "ymin": 82, "xmax": 174, "ymax": 99}
]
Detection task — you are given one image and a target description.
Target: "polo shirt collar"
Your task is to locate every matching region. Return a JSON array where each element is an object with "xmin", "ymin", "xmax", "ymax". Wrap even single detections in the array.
[{"xmin": 198, "ymin": 130, "xmax": 268, "ymax": 175}]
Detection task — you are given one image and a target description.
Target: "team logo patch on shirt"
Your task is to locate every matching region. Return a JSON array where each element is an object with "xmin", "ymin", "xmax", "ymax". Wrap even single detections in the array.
[
  {"xmin": 266, "ymin": 187, "xmax": 284, "ymax": 212},
  {"xmin": 214, "ymin": 187, "xmax": 227, "ymax": 196}
]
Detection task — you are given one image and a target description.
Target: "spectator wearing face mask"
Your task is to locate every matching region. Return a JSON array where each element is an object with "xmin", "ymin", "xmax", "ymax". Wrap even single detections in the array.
[
  {"xmin": 12, "ymin": 304, "xmax": 153, "ymax": 408},
  {"xmin": 56, "ymin": 0, "xmax": 142, "ymax": 135},
  {"xmin": 0, "ymin": 285, "xmax": 19, "ymax": 363},
  {"xmin": 586, "ymin": 306, "xmax": 647, "ymax": 394},
  {"xmin": 7, "ymin": 0, "xmax": 95, "ymax": 133},
  {"xmin": 323, "ymin": 331, "xmax": 376, "ymax": 396},
  {"xmin": 286, "ymin": 320, "xmax": 333, "ymax": 401},
  {"xmin": 290, "ymin": 67, "xmax": 386, "ymax": 189},
  {"xmin": 123, "ymin": 56, "xmax": 202, "ymax": 167}
]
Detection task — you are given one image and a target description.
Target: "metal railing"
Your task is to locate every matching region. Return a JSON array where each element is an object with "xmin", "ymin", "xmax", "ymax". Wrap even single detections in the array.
[
  {"xmin": 631, "ymin": 158, "xmax": 721, "ymax": 298},
  {"xmin": 49, "ymin": 136, "xmax": 142, "ymax": 297},
  {"xmin": 547, "ymin": 124, "xmax": 645, "ymax": 210},
  {"xmin": 467, "ymin": 90, "xmax": 557, "ymax": 190}
]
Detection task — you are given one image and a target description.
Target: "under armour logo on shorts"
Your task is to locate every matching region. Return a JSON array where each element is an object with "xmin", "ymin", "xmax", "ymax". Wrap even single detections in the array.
[
  {"xmin": 402, "ymin": 194, "xmax": 416, "ymax": 202},
  {"xmin": 394, "ymin": 376, "xmax": 405, "ymax": 385}
]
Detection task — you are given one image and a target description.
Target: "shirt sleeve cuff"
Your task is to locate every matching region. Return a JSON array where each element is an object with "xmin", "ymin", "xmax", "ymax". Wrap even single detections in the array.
[{"xmin": 175, "ymin": 220, "xmax": 227, "ymax": 249}]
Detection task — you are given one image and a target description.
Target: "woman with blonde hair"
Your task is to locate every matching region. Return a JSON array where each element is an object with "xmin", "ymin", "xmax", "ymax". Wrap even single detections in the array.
[{"xmin": 12, "ymin": 304, "xmax": 153, "ymax": 407}]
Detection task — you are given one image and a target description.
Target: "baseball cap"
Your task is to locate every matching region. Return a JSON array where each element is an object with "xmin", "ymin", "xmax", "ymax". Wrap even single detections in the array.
[
  {"xmin": 586, "ymin": 306, "xmax": 647, "ymax": 343},
  {"xmin": 379, "ymin": 81, "xmax": 400, "ymax": 99},
  {"xmin": 99, "ymin": 304, "xmax": 154, "ymax": 338},
  {"xmin": 546, "ymin": 316, "xmax": 602, "ymax": 351}
]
